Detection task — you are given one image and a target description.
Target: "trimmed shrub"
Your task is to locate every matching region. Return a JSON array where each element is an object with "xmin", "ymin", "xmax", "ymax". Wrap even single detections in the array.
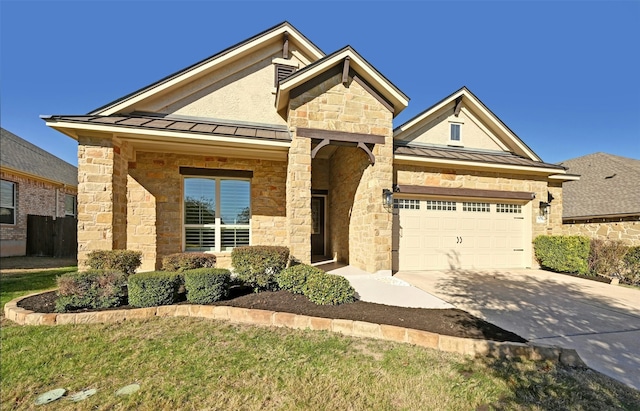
[
  {"xmin": 623, "ymin": 246, "xmax": 640, "ymax": 286},
  {"xmin": 533, "ymin": 235, "xmax": 590, "ymax": 275},
  {"xmin": 231, "ymin": 246, "xmax": 290, "ymax": 291},
  {"xmin": 304, "ymin": 273, "xmax": 356, "ymax": 305},
  {"xmin": 277, "ymin": 264, "xmax": 324, "ymax": 294},
  {"xmin": 162, "ymin": 253, "xmax": 217, "ymax": 272},
  {"xmin": 87, "ymin": 250, "xmax": 142, "ymax": 277},
  {"xmin": 56, "ymin": 269, "xmax": 127, "ymax": 312},
  {"xmin": 588, "ymin": 239, "xmax": 628, "ymax": 278},
  {"xmin": 128, "ymin": 271, "xmax": 182, "ymax": 308},
  {"xmin": 183, "ymin": 268, "xmax": 231, "ymax": 304}
]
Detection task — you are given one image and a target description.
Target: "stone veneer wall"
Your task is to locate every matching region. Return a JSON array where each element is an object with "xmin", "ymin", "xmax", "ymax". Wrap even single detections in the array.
[
  {"xmin": 128, "ymin": 152, "xmax": 287, "ymax": 270},
  {"xmin": 394, "ymin": 165, "xmax": 564, "ymax": 266},
  {"xmin": 0, "ymin": 170, "xmax": 76, "ymax": 257},
  {"xmin": 288, "ymin": 74, "xmax": 394, "ymax": 272},
  {"xmin": 563, "ymin": 220, "xmax": 640, "ymax": 246}
]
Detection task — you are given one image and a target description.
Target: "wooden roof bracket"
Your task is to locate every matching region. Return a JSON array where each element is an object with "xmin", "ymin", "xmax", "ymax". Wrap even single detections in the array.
[
  {"xmin": 357, "ymin": 141, "xmax": 375, "ymax": 164},
  {"xmin": 300, "ymin": 128, "xmax": 383, "ymax": 165},
  {"xmin": 311, "ymin": 138, "xmax": 330, "ymax": 158},
  {"xmin": 342, "ymin": 57, "xmax": 351, "ymax": 86},
  {"xmin": 454, "ymin": 96, "xmax": 463, "ymax": 117},
  {"xmin": 283, "ymin": 32, "xmax": 289, "ymax": 59}
]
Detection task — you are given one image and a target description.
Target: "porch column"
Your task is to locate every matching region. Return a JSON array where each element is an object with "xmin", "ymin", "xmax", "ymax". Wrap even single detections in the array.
[
  {"xmin": 77, "ymin": 134, "xmax": 129, "ymax": 270},
  {"xmin": 286, "ymin": 134, "xmax": 312, "ymax": 263}
]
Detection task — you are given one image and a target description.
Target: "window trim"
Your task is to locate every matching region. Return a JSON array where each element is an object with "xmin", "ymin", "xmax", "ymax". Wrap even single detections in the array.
[
  {"xmin": 64, "ymin": 194, "xmax": 77, "ymax": 217},
  {"xmin": 182, "ymin": 176, "xmax": 251, "ymax": 253},
  {"xmin": 449, "ymin": 122, "xmax": 463, "ymax": 146},
  {"xmin": 0, "ymin": 180, "xmax": 16, "ymax": 225}
]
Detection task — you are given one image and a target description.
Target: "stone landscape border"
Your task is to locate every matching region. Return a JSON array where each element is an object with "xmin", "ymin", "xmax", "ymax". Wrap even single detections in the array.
[{"xmin": 4, "ymin": 291, "xmax": 586, "ymax": 368}]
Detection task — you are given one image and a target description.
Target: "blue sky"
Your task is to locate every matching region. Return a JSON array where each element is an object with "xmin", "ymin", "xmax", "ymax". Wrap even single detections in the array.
[{"xmin": 1, "ymin": 1, "xmax": 639, "ymax": 167}]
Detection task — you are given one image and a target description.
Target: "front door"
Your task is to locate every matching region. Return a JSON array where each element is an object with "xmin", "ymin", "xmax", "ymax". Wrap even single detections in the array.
[{"xmin": 311, "ymin": 196, "xmax": 326, "ymax": 257}]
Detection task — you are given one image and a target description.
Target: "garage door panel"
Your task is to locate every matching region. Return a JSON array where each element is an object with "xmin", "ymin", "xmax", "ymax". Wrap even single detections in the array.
[{"xmin": 394, "ymin": 199, "xmax": 527, "ymax": 271}]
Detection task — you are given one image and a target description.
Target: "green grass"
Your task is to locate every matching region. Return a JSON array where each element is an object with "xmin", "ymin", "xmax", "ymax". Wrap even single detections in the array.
[
  {"xmin": 2, "ymin": 268, "xmax": 639, "ymax": 410},
  {"xmin": 0, "ymin": 267, "xmax": 77, "ymax": 309}
]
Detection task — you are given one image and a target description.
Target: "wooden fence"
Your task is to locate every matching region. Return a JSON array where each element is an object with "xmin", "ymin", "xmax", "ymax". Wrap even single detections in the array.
[{"xmin": 26, "ymin": 215, "xmax": 77, "ymax": 258}]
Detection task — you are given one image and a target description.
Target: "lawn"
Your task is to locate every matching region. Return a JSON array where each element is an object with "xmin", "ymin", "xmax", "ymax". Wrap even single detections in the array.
[{"xmin": 2, "ymin": 269, "xmax": 639, "ymax": 410}]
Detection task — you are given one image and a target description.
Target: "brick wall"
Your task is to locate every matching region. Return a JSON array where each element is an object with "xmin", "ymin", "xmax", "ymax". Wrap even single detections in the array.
[{"xmin": 1, "ymin": 170, "xmax": 76, "ymax": 256}]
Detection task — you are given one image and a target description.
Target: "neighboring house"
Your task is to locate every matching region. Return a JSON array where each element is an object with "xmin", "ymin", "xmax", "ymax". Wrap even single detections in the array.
[
  {"xmin": 43, "ymin": 22, "xmax": 575, "ymax": 273},
  {"xmin": 560, "ymin": 153, "xmax": 640, "ymax": 246},
  {"xmin": 0, "ymin": 128, "xmax": 78, "ymax": 256}
]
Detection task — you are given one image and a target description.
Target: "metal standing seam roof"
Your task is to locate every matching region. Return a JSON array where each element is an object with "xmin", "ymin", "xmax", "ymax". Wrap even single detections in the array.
[
  {"xmin": 44, "ymin": 114, "xmax": 292, "ymax": 141},
  {"xmin": 393, "ymin": 144, "xmax": 565, "ymax": 170},
  {"xmin": 0, "ymin": 127, "xmax": 78, "ymax": 186},
  {"xmin": 559, "ymin": 152, "xmax": 640, "ymax": 219}
]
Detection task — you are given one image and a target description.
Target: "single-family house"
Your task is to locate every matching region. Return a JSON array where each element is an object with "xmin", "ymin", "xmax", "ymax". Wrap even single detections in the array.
[
  {"xmin": 560, "ymin": 153, "xmax": 640, "ymax": 245},
  {"xmin": 0, "ymin": 128, "xmax": 78, "ymax": 256},
  {"xmin": 43, "ymin": 22, "xmax": 576, "ymax": 273}
]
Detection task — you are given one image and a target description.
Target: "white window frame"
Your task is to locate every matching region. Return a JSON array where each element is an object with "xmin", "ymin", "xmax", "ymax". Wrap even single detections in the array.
[
  {"xmin": 0, "ymin": 180, "xmax": 16, "ymax": 225},
  {"xmin": 64, "ymin": 194, "xmax": 77, "ymax": 217},
  {"xmin": 449, "ymin": 122, "xmax": 463, "ymax": 146},
  {"xmin": 183, "ymin": 176, "xmax": 251, "ymax": 253}
]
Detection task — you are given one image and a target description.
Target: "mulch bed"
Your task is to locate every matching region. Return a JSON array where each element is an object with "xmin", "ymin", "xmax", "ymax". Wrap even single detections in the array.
[{"xmin": 18, "ymin": 289, "xmax": 526, "ymax": 343}]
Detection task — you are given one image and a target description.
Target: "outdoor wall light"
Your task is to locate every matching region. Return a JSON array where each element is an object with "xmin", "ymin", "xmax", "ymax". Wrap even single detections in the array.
[
  {"xmin": 539, "ymin": 201, "xmax": 550, "ymax": 216},
  {"xmin": 382, "ymin": 188, "xmax": 393, "ymax": 210}
]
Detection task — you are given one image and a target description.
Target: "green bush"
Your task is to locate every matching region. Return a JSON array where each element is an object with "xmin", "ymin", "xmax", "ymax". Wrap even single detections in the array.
[
  {"xmin": 304, "ymin": 272, "xmax": 356, "ymax": 305},
  {"xmin": 277, "ymin": 264, "xmax": 324, "ymax": 294},
  {"xmin": 87, "ymin": 250, "xmax": 142, "ymax": 277},
  {"xmin": 588, "ymin": 239, "xmax": 628, "ymax": 278},
  {"xmin": 56, "ymin": 269, "xmax": 127, "ymax": 312},
  {"xmin": 183, "ymin": 268, "xmax": 231, "ymax": 304},
  {"xmin": 533, "ymin": 235, "xmax": 590, "ymax": 275},
  {"xmin": 162, "ymin": 253, "xmax": 217, "ymax": 272},
  {"xmin": 623, "ymin": 246, "xmax": 640, "ymax": 286},
  {"xmin": 231, "ymin": 246, "xmax": 290, "ymax": 291},
  {"xmin": 128, "ymin": 271, "xmax": 182, "ymax": 308}
]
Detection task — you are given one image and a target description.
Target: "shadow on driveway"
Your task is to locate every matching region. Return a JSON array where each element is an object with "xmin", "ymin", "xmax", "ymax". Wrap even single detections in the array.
[{"xmin": 397, "ymin": 269, "xmax": 640, "ymax": 391}]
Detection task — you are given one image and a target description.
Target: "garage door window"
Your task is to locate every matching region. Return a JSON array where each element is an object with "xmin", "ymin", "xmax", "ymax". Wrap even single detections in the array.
[
  {"xmin": 394, "ymin": 199, "xmax": 420, "ymax": 209},
  {"xmin": 496, "ymin": 203, "xmax": 522, "ymax": 213},
  {"xmin": 462, "ymin": 202, "xmax": 490, "ymax": 212},
  {"xmin": 425, "ymin": 200, "xmax": 456, "ymax": 211}
]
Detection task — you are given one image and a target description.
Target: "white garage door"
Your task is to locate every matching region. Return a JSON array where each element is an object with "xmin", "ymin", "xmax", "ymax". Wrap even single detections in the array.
[{"xmin": 392, "ymin": 198, "xmax": 527, "ymax": 271}]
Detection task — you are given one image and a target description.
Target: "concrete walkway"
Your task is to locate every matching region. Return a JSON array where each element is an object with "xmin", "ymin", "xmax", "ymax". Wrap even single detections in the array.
[
  {"xmin": 317, "ymin": 262, "xmax": 453, "ymax": 309},
  {"xmin": 395, "ymin": 269, "xmax": 640, "ymax": 391}
]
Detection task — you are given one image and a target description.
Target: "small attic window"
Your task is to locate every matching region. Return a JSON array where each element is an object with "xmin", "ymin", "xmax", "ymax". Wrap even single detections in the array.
[
  {"xmin": 450, "ymin": 123, "xmax": 462, "ymax": 143},
  {"xmin": 275, "ymin": 64, "xmax": 297, "ymax": 86}
]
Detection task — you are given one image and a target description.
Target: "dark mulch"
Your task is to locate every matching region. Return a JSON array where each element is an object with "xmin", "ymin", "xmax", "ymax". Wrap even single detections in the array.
[{"xmin": 18, "ymin": 288, "xmax": 526, "ymax": 343}]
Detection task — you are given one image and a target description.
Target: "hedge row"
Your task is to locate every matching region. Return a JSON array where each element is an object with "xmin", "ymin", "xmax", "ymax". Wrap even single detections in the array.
[
  {"xmin": 534, "ymin": 236, "xmax": 640, "ymax": 285},
  {"xmin": 56, "ymin": 269, "xmax": 127, "ymax": 312},
  {"xmin": 86, "ymin": 250, "xmax": 142, "ymax": 276},
  {"xmin": 231, "ymin": 246, "xmax": 290, "ymax": 291},
  {"xmin": 277, "ymin": 264, "xmax": 356, "ymax": 305}
]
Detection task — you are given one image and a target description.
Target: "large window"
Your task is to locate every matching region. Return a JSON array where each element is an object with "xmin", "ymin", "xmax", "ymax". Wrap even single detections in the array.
[
  {"xmin": 184, "ymin": 177, "xmax": 250, "ymax": 252},
  {"xmin": 0, "ymin": 180, "xmax": 16, "ymax": 225}
]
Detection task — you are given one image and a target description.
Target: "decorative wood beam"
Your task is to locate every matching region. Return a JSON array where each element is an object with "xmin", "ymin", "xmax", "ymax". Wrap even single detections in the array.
[
  {"xmin": 454, "ymin": 96, "xmax": 463, "ymax": 117},
  {"xmin": 357, "ymin": 141, "xmax": 375, "ymax": 165},
  {"xmin": 310, "ymin": 138, "xmax": 330, "ymax": 158},
  {"xmin": 180, "ymin": 167, "xmax": 254, "ymax": 178},
  {"xmin": 395, "ymin": 185, "xmax": 535, "ymax": 200},
  {"xmin": 297, "ymin": 128, "xmax": 385, "ymax": 144},
  {"xmin": 283, "ymin": 32, "xmax": 289, "ymax": 59},
  {"xmin": 342, "ymin": 57, "xmax": 351, "ymax": 86}
]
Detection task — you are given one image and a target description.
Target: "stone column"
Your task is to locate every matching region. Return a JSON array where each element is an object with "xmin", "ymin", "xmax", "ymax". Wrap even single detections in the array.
[
  {"xmin": 76, "ymin": 134, "xmax": 128, "ymax": 270},
  {"xmin": 286, "ymin": 135, "xmax": 312, "ymax": 264}
]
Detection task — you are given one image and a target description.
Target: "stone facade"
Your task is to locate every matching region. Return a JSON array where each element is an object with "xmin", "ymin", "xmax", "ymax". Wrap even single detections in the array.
[
  {"xmin": 0, "ymin": 170, "xmax": 76, "ymax": 256},
  {"xmin": 287, "ymin": 74, "xmax": 394, "ymax": 272},
  {"xmin": 563, "ymin": 219, "xmax": 640, "ymax": 246}
]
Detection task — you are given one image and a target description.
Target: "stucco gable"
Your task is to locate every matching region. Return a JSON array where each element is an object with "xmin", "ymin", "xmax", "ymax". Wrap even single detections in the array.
[
  {"xmin": 394, "ymin": 87, "xmax": 541, "ymax": 162},
  {"xmin": 92, "ymin": 22, "xmax": 324, "ymax": 118}
]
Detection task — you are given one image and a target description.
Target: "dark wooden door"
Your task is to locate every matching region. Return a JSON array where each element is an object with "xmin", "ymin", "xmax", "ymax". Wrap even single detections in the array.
[{"xmin": 311, "ymin": 196, "xmax": 325, "ymax": 256}]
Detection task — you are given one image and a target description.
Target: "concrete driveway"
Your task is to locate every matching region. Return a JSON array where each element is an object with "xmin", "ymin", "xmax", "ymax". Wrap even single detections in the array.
[{"xmin": 395, "ymin": 269, "xmax": 640, "ymax": 391}]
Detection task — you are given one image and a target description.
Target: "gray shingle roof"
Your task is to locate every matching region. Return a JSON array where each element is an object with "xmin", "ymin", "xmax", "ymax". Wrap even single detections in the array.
[
  {"xmin": 0, "ymin": 128, "xmax": 77, "ymax": 187},
  {"xmin": 559, "ymin": 153, "xmax": 640, "ymax": 219},
  {"xmin": 394, "ymin": 144, "xmax": 564, "ymax": 170}
]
